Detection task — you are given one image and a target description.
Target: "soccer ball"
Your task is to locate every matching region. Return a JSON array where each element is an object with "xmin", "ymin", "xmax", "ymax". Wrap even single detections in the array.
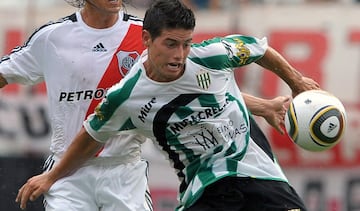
[{"xmin": 284, "ymin": 90, "xmax": 347, "ymax": 152}]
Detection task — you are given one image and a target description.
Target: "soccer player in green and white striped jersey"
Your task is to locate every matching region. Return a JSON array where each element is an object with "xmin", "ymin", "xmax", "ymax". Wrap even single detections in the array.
[{"xmin": 16, "ymin": 0, "xmax": 320, "ymax": 210}]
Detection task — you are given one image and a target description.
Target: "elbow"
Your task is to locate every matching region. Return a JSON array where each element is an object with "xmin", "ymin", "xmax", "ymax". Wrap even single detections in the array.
[{"xmin": 0, "ymin": 75, "xmax": 8, "ymax": 88}]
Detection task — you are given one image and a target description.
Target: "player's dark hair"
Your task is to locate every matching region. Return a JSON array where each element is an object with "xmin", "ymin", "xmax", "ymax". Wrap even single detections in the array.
[{"xmin": 143, "ymin": 0, "xmax": 196, "ymax": 40}]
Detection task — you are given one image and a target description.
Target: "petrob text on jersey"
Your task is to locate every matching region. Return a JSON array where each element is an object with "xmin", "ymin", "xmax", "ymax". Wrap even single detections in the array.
[{"xmin": 59, "ymin": 88, "xmax": 107, "ymax": 102}]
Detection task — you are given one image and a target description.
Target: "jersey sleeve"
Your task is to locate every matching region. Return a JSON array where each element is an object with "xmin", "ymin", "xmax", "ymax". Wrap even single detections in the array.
[
  {"xmin": 189, "ymin": 34, "xmax": 268, "ymax": 70},
  {"xmin": 0, "ymin": 24, "xmax": 50, "ymax": 85},
  {"xmin": 83, "ymin": 82, "xmax": 133, "ymax": 143},
  {"xmin": 83, "ymin": 113, "xmax": 118, "ymax": 143}
]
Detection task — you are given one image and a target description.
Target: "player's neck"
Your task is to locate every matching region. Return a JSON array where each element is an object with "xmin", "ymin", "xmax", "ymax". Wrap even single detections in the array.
[{"xmin": 80, "ymin": 8, "xmax": 119, "ymax": 29}]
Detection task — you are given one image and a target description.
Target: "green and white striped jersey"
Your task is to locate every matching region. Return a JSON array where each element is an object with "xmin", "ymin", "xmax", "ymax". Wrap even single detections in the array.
[{"xmin": 84, "ymin": 34, "xmax": 288, "ymax": 209}]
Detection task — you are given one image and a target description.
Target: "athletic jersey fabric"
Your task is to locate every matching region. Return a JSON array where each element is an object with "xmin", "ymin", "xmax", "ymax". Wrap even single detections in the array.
[
  {"xmin": 83, "ymin": 34, "xmax": 288, "ymax": 209},
  {"xmin": 0, "ymin": 11, "xmax": 147, "ymax": 159}
]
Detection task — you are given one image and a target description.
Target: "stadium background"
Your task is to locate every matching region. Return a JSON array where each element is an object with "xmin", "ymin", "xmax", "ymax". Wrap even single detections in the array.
[{"xmin": 0, "ymin": 0, "xmax": 360, "ymax": 210}]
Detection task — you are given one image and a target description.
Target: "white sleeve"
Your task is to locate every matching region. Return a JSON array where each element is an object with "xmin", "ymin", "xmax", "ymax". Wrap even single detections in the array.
[
  {"xmin": 0, "ymin": 27, "xmax": 47, "ymax": 85},
  {"xmin": 83, "ymin": 115, "xmax": 112, "ymax": 144}
]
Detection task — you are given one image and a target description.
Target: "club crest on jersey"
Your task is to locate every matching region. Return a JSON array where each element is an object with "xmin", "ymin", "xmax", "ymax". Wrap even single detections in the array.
[
  {"xmin": 222, "ymin": 38, "xmax": 250, "ymax": 65},
  {"xmin": 234, "ymin": 38, "xmax": 250, "ymax": 65},
  {"xmin": 116, "ymin": 51, "xmax": 140, "ymax": 77},
  {"xmin": 196, "ymin": 70, "xmax": 211, "ymax": 90},
  {"xmin": 94, "ymin": 104, "xmax": 105, "ymax": 121},
  {"xmin": 94, "ymin": 97, "xmax": 109, "ymax": 121}
]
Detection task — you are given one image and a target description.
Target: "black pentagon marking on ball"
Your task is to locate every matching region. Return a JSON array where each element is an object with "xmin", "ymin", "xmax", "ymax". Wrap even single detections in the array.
[
  {"xmin": 310, "ymin": 105, "xmax": 345, "ymax": 145},
  {"xmin": 287, "ymin": 102, "xmax": 299, "ymax": 142}
]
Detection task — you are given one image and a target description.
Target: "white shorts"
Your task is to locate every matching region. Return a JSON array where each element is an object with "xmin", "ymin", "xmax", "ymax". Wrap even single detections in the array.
[{"xmin": 43, "ymin": 154, "xmax": 153, "ymax": 211}]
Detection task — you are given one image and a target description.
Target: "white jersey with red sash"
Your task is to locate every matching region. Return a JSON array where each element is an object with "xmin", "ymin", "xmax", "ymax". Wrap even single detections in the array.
[{"xmin": 0, "ymin": 11, "xmax": 147, "ymax": 159}]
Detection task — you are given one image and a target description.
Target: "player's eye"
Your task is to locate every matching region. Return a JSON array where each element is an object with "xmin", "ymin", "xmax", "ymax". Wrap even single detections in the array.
[
  {"xmin": 184, "ymin": 42, "xmax": 191, "ymax": 48},
  {"xmin": 166, "ymin": 42, "xmax": 177, "ymax": 48}
]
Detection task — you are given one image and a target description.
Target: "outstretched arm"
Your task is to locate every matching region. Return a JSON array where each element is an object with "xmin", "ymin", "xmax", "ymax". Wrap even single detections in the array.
[
  {"xmin": 247, "ymin": 46, "xmax": 319, "ymax": 133},
  {"xmin": 256, "ymin": 46, "xmax": 320, "ymax": 97},
  {"xmin": 16, "ymin": 127, "xmax": 102, "ymax": 210},
  {"xmin": 243, "ymin": 93, "xmax": 290, "ymax": 134},
  {"xmin": 0, "ymin": 74, "xmax": 8, "ymax": 88}
]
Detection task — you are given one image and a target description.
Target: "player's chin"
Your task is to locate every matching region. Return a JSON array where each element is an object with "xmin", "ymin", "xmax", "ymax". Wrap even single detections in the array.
[{"xmin": 106, "ymin": 7, "xmax": 122, "ymax": 13}]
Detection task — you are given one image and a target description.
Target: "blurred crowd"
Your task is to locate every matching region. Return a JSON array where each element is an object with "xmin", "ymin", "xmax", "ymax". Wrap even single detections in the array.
[
  {"xmin": 180, "ymin": 0, "xmax": 360, "ymax": 11},
  {"xmin": 130, "ymin": 0, "xmax": 360, "ymax": 11},
  {"xmin": 1, "ymin": 0, "xmax": 359, "ymax": 10}
]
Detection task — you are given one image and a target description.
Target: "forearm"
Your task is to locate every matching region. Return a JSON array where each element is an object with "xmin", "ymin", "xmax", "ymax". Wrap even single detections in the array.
[
  {"xmin": 47, "ymin": 127, "xmax": 102, "ymax": 182},
  {"xmin": 243, "ymin": 93, "xmax": 290, "ymax": 134},
  {"xmin": 255, "ymin": 47, "xmax": 303, "ymax": 93},
  {"xmin": 243, "ymin": 93, "xmax": 268, "ymax": 117}
]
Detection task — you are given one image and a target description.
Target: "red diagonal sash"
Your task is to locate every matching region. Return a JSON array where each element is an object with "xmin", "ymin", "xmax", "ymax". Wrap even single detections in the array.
[{"xmin": 84, "ymin": 24, "xmax": 144, "ymax": 156}]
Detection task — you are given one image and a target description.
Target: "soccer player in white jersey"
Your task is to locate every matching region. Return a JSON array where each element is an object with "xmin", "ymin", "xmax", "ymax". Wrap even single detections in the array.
[
  {"xmin": 15, "ymin": 0, "xmax": 320, "ymax": 210},
  {"xmin": 0, "ymin": 0, "xmax": 153, "ymax": 210}
]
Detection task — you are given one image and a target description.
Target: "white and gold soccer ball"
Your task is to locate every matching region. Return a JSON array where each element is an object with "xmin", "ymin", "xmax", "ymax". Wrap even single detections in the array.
[{"xmin": 285, "ymin": 90, "xmax": 347, "ymax": 152}]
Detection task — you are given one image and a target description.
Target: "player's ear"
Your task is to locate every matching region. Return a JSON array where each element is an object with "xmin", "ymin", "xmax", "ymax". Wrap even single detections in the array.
[{"xmin": 142, "ymin": 30, "xmax": 151, "ymax": 47}]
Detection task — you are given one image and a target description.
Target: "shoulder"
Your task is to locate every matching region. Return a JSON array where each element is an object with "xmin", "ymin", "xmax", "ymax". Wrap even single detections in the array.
[
  {"xmin": 188, "ymin": 37, "xmax": 229, "ymax": 68},
  {"xmin": 24, "ymin": 13, "xmax": 78, "ymax": 45},
  {"xmin": 123, "ymin": 13, "xmax": 143, "ymax": 27},
  {"xmin": 189, "ymin": 34, "xmax": 268, "ymax": 68},
  {"xmin": 191, "ymin": 34, "xmax": 267, "ymax": 48},
  {"xmin": 3, "ymin": 13, "xmax": 78, "ymax": 56},
  {"xmin": 107, "ymin": 66, "xmax": 142, "ymax": 97}
]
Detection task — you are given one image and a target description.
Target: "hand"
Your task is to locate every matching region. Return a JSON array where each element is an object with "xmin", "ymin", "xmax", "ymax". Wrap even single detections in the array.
[
  {"xmin": 262, "ymin": 95, "xmax": 291, "ymax": 134},
  {"xmin": 15, "ymin": 172, "xmax": 53, "ymax": 210},
  {"xmin": 292, "ymin": 76, "xmax": 320, "ymax": 97}
]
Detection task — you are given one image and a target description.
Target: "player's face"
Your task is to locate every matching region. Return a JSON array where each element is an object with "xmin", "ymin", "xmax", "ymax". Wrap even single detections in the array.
[
  {"xmin": 86, "ymin": 0, "xmax": 123, "ymax": 14},
  {"xmin": 143, "ymin": 28, "xmax": 193, "ymax": 82}
]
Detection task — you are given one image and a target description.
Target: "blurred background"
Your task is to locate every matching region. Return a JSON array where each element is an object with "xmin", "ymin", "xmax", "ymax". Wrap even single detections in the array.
[{"xmin": 0, "ymin": 0, "xmax": 360, "ymax": 210}]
